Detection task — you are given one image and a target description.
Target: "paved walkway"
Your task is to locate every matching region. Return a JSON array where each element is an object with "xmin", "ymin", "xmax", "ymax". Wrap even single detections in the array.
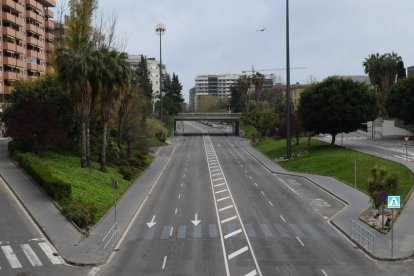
[
  {"xmin": 0, "ymin": 135, "xmax": 413, "ymax": 265},
  {"xmin": 239, "ymin": 139, "xmax": 414, "ymax": 260}
]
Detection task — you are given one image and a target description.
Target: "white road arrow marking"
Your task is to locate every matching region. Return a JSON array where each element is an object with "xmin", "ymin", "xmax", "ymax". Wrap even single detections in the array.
[
  {"xmin": 146, "ymin": 215, "xmax": 157, "ymax": 228},
  {"xmin": 191, "ymin": 213, "xmax": 201, "ymax": 226}
]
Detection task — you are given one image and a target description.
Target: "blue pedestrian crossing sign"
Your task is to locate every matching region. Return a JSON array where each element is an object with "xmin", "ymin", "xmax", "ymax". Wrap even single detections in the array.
[{"xmin": 388, "ymin": 196, "xmax": 400, "ymax": 209}]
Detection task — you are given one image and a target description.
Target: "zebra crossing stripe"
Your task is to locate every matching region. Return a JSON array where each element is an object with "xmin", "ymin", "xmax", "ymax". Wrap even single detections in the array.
[
  {"xmin": 38, "ymin": 242, "xmax": 62, "ymax": 265},
  {"xmin": 1, "ymin": 245, "xmax": 22, "ymax": 268},
  {"xmin": 245, "ymin": 270, "xmax": 258, "ymax": 276},
  {"xmin": 21, "ymin": 244, "xmax": 43, "ymax": 266},
  {"xmin": 228, "ymin": 246, "xmax": 249, "ymax": 260},
  {"xmin": 290, "ymin": 224, "xmax": 305, "ymax": 237}
]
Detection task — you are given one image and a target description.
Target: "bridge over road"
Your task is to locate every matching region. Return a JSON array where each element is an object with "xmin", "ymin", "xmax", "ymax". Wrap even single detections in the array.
[{"xmin": 173, "ymin": 113, "xmax": 242, "ymax": 135}]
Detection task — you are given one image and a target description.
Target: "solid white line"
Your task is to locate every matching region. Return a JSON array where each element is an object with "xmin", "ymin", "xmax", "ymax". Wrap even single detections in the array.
[
  {"xmin": 215, "ymin": 189, "xmax": 228, "ymax": 194},
  {"xmin": 162, "ymin": 256, "xmax": 167, "ymax": 270},
  {"xmin": 1, "ymin": 246, "xmax": 22, "ymax": 268},
  {"xmin": 221, "ymin": 216, "xmax": 237, "ymax": 224},
  {"xmin": 268, "ymin": 201, "xmax": 273, "ymax": 207},
  {"xmin": 214, "ymin": 183, "xmax": 226, "ymax": 187},
  {"xmin": 170, "ymin": 227, "xmax": 174, "ymax": 237},
  {"xmin": 296, "ymin": 236, "xmax": 305, "ymax": 247},
  {"xmin": 228, "ymin": 246, "xmax": 249, "ymax": 260},
  {"xmin": 244, "ymin": 270, "xmax": 258, "ymax": 276},
  {"xmin": 224, "ymin": 229, "xmax": 242, "ymax": 239},
  {"xmin": 21, "ymin": 244, "xmax": 43, "ymax": 266},
  {"xmin": 280, "ymin": 215, "xmax": 286, "ymax": 223},
  {"xmin": 321, "ymin": 269, "xmax": 328, "ymax": 276},
  {"xmin": 38, "ymin": 242, "xmax": 62, "ymax": 264},
  {"xmin": 217, "ymin": 196, "xmax": 231, "ymax": 202},
  {"xmin": 219, "ymin": 205, "xmax": 234, "ymax": 212},
  {"xmin": 87, "ymin": 267, "xmax": 101, "ymax": 276}
]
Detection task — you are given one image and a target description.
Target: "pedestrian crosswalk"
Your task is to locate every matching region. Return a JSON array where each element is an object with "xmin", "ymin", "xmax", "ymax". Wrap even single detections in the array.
[
  {"xmin": 0, "ymin": 241, "xmax": 62, "ymax": 270},
  {"xmin": 133, "ymin": 222, "xmax": 338, "ymax": 241}
]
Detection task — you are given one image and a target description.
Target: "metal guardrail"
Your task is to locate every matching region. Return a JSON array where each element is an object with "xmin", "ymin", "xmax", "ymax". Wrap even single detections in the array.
[
  {"xmin": 102, "ymin": 222, "xmax": 119, "ymax": 255},
  {"xmin": 349, "ymin": 219, "xmax": 375, "ymax": 254}
]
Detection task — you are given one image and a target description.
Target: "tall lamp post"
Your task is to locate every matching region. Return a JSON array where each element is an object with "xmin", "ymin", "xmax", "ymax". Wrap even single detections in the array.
[
  {"xmin": 285, "ymin": 0, "xmax": 292, "ymax": 159},
  {"xmin": 155, "ymin": 23, "xmax": 166, "ymax": 121}
]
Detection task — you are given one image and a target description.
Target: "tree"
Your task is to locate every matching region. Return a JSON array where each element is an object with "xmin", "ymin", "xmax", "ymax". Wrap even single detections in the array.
[
  {"xmin": 251, "ymin": 72, "xmax": 265, "ymax": 107},
  {"xmin": 162, "ymin": 73, "xmax": 184, "ymax": 116},
  {"xmin": 135, "ymin": 56, "xmax": 153, "ymax": 115},
  {"xmin": 55, "ymin": 0, "xmax": 97, "ymax": 168},
  {"xmin": 229, "ymin": 75, "xmax": 251, "ymax": 112},
  {"xmin": 7, "ymin": 99, "xmax": 67, "ymax": 153},
  {"xmin": 297, "ymin": 77, "xmax": 378, "ymax": 145},
  {"xmin": 241, "ymin": 109, "xmax": 277, "ymax": 138},
  {"xmin": 368, "ymin": 166, "xmax": 400, "ymax": 209},
  {"xmin": 278, "ymin": 113, "xmax": 304, "ymax": 145},
  {"xmin": 197, "ymin": 95, "xmax": 227, "ymax": 112},
  {"xmin": 98, "ymin": 49, "xmax": 131, "ymax": 172},
  {"xmin": 363, "ymin": 52, "xmax": 403, "ymax": 117},
  {"xmin": 386, "ymin": 76, "xmax": 414, "ymax": 125}
]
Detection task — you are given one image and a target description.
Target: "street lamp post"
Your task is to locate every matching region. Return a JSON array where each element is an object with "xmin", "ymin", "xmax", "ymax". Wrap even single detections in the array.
[
  {"xmin": 112, "ymin": 180, "xmax": 118, "ymax": 230},
  {"xmin": 286, "ymin": 0, "xmax": 292, "ymax": 159},
  {"xmin": 155, "ymin": 23, "xmax": 166, "ymax": 121}
]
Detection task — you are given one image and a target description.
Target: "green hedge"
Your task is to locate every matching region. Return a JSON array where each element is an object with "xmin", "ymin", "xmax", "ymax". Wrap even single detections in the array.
[{"xmin": 15, "ymin": 152, "xmax": 72, "ymax": 202}]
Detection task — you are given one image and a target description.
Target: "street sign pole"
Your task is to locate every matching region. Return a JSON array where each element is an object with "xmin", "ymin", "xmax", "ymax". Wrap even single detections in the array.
[{"xmin": 391, "ymin": 209, "xmax": 394, "ymax": 258}]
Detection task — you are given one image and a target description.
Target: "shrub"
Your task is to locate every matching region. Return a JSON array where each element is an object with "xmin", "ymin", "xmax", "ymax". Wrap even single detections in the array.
[
  {"xmin": 118, "ymin": 166, "xmax": 135, "ymax": 181},
  {"xmin": 128, "ymin": 157, "xmax": 144, "ymax": 168},
  {"xmin": 61, "ymin": 200, "xmax": 96, "ymax": 228},
  {"xmin": 15, "ymin": 153, "xmax": 71, "ymax": 202},
  {"xmin": 146, "ymin": 118, "xmax": 168, "ymax": 142}
]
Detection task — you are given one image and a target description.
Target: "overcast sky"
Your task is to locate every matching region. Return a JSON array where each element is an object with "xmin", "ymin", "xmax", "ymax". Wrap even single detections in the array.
[{"xmin": 89, "ymin": 0, "xmax": 414, "ymax": 102}]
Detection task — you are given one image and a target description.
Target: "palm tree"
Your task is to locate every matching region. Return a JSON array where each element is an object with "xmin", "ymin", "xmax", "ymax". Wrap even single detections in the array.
[
  {"xmin": 55, "ymin": 0, "xmax": 97, "ymax": 168},
  {"xmin": 363, "ymin": 52, "xmax": 402, "ymax": 117},
  {"xmin": 98, "ymin": 49, "xmax": 131, "ymax": 172},
  {"xmin": 251, "ymin": 72, "xmax": 265, "ymax": 108}
]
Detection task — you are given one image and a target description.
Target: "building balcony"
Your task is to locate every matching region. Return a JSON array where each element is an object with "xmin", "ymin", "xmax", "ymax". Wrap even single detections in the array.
[
  {"xmin": 26, "ymin": 36, "xmax": 41, "ymax": 47},
  {"xmin": 26, "ymin": 10, "xmax": 45, "ymax": 25},
  {"xmin": 27, "ymin": 63, "xmax": 39, "ymax": 71},
  {"xmin": 3, "ymin": 0, "xmax": 25, "ymax": 13},
  {"xmin": 26, "ymin": 0, "xmax": 44, "ymax": 10},
  {"xmin": 4, "ymin": 71, "xmax": 18, "ymax": 80},
  {"xmin": 4, "ymin": 57, "xmax": 25, "ymax": 68},
  {"xmin": 45, "ymin": 20, "xmax": 54, "ymax": 29},
  {"xmin": 26, "ymin": 24, "xmax": 44, "ymax": 36},
  {"xmin": 2, "ymin": 27, "xmax": 24, "ymax": 40},
  {"xmin": 36, "ymin": 0, "xmax": 56, "ymax": 8},
  {"xmin": 45, "ymin": 32, "xmax": 54, "ymax": 41},
  {"xmin": 45, "ymin": 9, "xmax": 54, "ymax": 18}
]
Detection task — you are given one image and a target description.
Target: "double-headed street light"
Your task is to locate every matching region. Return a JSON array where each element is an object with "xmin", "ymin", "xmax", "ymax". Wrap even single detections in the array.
[{"xmin": 155, "ymin": 23, "xmax": 166, "ymax": 121}]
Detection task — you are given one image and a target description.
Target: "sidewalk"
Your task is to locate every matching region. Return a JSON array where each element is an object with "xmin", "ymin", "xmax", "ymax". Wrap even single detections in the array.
[
  {"xmin": 0, "ymin": 139, "xmax": 175, "ymax": 266},
  {"xmin": 238, "ymin": 139, "xmax": 414, "ymax": 261}
]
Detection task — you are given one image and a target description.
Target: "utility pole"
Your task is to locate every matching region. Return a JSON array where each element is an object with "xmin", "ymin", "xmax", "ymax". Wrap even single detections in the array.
[
  {"xmin": 286, "ymin": 0, "xmax": 291, "ymax": 159},
  {"xmin": 155, "ymin": 23, "xmax": 166, "ymax": 121}
]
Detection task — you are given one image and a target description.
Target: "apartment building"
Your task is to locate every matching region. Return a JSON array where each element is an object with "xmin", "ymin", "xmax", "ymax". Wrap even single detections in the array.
[
  {"xmin": 193, "ymin": 73, "xmax": 274, "ymax": 111},
  {"xmin": 0, "ymin": 0, "xmax": 55, "ymax": 103},
  {"xmin": 127, "ymin": 54, "xmax": 166, "ymax": 113}
]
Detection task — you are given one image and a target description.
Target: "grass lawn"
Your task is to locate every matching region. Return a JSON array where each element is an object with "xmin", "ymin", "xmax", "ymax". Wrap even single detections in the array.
[
  {"xmin": 23, "ymin": 150, "xmax": 153, "ymax": 224},
  {"xmin": 254, "ymin": 138, "xmax": 414, "ymax": 204}
]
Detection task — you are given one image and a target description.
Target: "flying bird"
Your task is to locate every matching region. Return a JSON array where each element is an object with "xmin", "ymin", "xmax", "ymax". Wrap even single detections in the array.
[{"xmin": 256, "ymin": 27, "xmax": 266, "ymax": 32}]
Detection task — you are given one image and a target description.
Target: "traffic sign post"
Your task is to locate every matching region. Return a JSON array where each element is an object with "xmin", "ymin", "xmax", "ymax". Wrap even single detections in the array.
[
  {"xmin": 379, "ymin": 191, "xmax": 388, "ymax": 229},
  {"xmin": 404, "ymin": 137, "xmax": 409, "ymax": 162},
  {"xmin": 388, "ymin": 196, "xmax": 400, "ymax": 258}
]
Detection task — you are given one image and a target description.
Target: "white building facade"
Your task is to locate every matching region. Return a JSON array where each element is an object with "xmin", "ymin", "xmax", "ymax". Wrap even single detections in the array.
[{"xmin": 127, "ymin": 55, "xmax": 166, "ymax": 113}]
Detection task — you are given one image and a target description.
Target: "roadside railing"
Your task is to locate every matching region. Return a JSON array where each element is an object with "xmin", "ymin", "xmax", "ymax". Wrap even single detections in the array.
[
  {"xmin": 349, "ymin": 219, "xmax": 375, "ymax": 254},
  {"xmin": 102, "ymin": 222, "xmax": 119, "ymax": 255}
]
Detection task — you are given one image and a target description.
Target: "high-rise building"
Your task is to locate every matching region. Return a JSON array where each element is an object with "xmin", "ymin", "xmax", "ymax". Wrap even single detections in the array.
[
  {"xmin": 188, "ymin": 87, "xmax": 195, "ymax": 113},
  {"xmin": 0, "ymin": 0, "xmax": 55, "ymax": 103},
  {"xmin": 127, "ymin": 54, "xmax": 166, "ymax": 113}
]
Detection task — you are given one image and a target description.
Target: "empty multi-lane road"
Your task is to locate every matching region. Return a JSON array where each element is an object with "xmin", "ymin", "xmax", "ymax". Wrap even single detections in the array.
[{"xmin": 96, "ymin": 121, "xmax": 409, "ymax": 276}]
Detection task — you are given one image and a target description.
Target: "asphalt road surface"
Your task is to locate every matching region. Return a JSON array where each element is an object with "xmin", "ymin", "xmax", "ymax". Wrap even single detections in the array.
[
  {"xmin": 96, "ymin": 122, "xmax": 414, "ymax": 276},
  {"xmin": 0, "ymin": 177, "xmax": 88, "ymax": 276}
]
